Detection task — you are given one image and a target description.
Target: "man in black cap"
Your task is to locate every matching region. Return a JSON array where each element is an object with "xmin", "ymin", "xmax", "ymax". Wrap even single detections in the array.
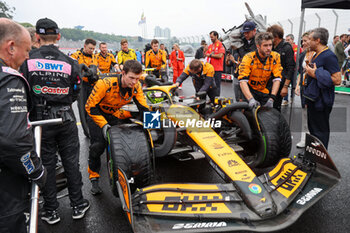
[
  {"xmin": 230, "ymin": 21, "xmax": 257, "ymax": 101},
  {"xmin": 236, "ymin": 21, "xmax": 257, "ymax": 59},
  {"xmin": 0, "ymin": 18, "xmax": 47, "ymax": 233},
  {"xmin": 21, "ymin": 18, "xmax": 90, "ymax": 225}
]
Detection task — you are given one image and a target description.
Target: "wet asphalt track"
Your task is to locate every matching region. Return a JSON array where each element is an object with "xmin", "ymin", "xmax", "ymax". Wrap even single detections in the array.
[{"xmin": 38, "ymin": 79, "xmax": 350, "ymax": 233}]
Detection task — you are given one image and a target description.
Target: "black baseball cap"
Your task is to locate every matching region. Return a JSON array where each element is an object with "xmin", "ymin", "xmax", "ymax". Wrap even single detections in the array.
[
  {"xmin": 241, "ymin": 21, "xmax": 256, "ymax": 33},
  {"xmin": 36, "ymin": 18, "xmax": 59, "ymax": 35}
]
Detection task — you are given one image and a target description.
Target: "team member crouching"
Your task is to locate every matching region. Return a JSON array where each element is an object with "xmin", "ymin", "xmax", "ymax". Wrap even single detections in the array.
[
  {"xmin": 175, "ymin": 59, "xmax": 217, "ymax": 102},
  {"xmin": 85, "ymin": 60, "xmax": 149, "ymax": 195},
  {"xmin": 21, "ymin": 18, "xmax": 89, "ymax": 224},
  {"xmin": 238, "ymin": 32, "xmax": 282, "ymax": 108}
]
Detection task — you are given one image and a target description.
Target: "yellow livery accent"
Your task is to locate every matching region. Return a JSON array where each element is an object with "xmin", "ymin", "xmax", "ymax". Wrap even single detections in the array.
[
  {"xmin": 118, "ymin": 169, "xmax": 132, "ymax": 224},
  {"xmin": 269, "ymin": 159, "xmax": 307, "ymax": 198},
  {"xmin": 143, "ymin": 184, "xmax": 231, "ymax": 214},
  {"xmin": 167, "ymin": 104, "xmax": 256, "ymax": 183}
]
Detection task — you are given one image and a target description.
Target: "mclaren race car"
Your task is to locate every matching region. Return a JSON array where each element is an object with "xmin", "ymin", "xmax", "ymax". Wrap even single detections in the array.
[{"xmin": 104, "ymin": 83, "xmax": 340, "ymax": 233}]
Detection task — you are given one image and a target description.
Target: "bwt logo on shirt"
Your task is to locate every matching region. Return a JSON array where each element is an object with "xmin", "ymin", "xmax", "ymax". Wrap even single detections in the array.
[
  {"xmin": 35, "ymin": 61, "xmax": 63, "ymax": 71},
  {"xmin": 143, "ymin": 111, "xmax": 161, "ymax": 129}
]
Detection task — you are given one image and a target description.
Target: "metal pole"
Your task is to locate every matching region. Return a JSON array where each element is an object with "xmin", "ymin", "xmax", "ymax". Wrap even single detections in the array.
[
  {"xmin": 29, "ymin": 126, "xmax": 42, "ymax": 233},
  {"xmin": 315, "ymin": 13, "xmax": 321, "ymax": 27},
  {"xmin": 288, "ymin": 19, "xmax": 294, "ymax": 34},
  {"xmin": 303, "ymin": 20, "xmax": 306, "ymax": 33},
  {"xmin": 289, "ymin": 8, "xmax": 305, "ymax": 126},
  {"xmin": 332, "ymin": 10, "xmax": 338, "ymax": 37},
  {"xmin": 29, "ymin": 118, "xmax": 62, "ymax": 233}
]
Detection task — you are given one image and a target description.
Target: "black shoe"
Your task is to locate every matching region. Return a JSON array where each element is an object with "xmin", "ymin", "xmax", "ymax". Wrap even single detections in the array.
[
  {"xmin": 72, "ymin": 199, "xmax": 90, "ymax": 220},
  {"xmin": 41, "ymin": 209, "xmax": 61, "ymax": 224},
  {"xmin": 90, "ymin": 178, "xmax": 102, "ymax": 195}
]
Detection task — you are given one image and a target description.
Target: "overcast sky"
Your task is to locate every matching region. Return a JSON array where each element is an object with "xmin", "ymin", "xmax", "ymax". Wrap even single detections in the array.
[{"xmin": 8, "ymin": 0, "xmax": 342, "ymax": 38}]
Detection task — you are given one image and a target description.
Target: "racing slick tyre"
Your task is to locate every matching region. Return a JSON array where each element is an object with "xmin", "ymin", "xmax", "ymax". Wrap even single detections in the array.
[
  {"xmin": 108, "ymin": 124, "xmax": 153, "ymax": 196},
  {"xmin": 77, "ymin": 89, "xmax": 90, "ymax": 138},
  {"xmin": 256, "ymin": 108, "xmax": 291, "ymax": 168}
]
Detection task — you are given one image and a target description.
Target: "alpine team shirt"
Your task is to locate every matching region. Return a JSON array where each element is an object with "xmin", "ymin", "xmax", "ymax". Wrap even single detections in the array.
[{"xmin": 206, "ymin": 41, "xmax": 226, "ymax": 71}]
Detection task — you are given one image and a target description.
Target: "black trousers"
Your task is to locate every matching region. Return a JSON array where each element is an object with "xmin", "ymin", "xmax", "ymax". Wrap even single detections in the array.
[
  {"xmin": 273, "ymin": 79, "xmax": 286, "ymax": 112},
  {"xmin": 214, "ymin": 71, "xmax": 222, "ymax": 96},
  {"xmin": 41, "ymin": 121, "xmax": 83, "ymax": 210},
  {"xmin": 151, "ymin": 69, "xmax": 168, "ymax": 82},
  {"xmin": 307, "ymin": 104, "xmax": 332, "ymax": 149},
  {"xmin": 82, "ymin": 81, "xmax": 94, "ymax": 108},
  {"xmin": 87, "ymin": 111, "xmax": 129, "ymax": 178},
  {"xmin": 0, "ymin": 212, "xmax": 27, "ymax": 233}
]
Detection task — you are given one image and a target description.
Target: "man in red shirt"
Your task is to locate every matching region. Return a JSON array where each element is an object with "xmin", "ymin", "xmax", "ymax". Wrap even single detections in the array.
[{"xmin": 206, "ymin": 31, "xmax": 225, "ymax": 96}]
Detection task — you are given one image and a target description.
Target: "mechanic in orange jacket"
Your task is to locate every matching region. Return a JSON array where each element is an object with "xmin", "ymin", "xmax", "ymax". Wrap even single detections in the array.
[
  {"xmin": 70, "ymin": 38, "xmax": 98, "ymax": 121},
  {"xmin": 238, "ymin": 32, "xmax": 282, "ymax": 108},
  {"xmin": 175, "ymin": 59, "xmax": 217, "ymax": 102},
  {"xmin": 145, "ymin": 39, "xmax": 168, "ymax": 82},
  {"xmin": 85, "ymin": 60, "xmax": 149, "ymax": 195},
  {"xmin": 95, "ymin": 42, "xmax": 119, "ymax": 73},
  {"xmin": 169, "ymin": 44, "xmax": 185, "ymax": 84}
]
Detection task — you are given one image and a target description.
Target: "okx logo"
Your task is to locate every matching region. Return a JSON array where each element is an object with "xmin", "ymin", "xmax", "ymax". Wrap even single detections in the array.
[{"xmin": 144, "ymin": 111, "xmax": 161, "ymax": 129}]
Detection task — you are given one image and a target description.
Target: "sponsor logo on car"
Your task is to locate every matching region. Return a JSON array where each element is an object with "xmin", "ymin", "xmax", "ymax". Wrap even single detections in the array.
[
  {"xmin": 33, "ymin": 85, "xmax": 69, "ymax": 95},
  {"xmin": 305, "ymin": 145, "xmax": 327, "ymax": 160},
  {"xmin": 172, "ymin": 221, "xmax": 227, "ymax": 230},
  {"xmin": 212, "ymin": 143, "xmax": 224, "ymax": 149},
  {"xmin": 248, "ymin": 183, "xmax": 262, "ymax": 194},
  {"xmin": 227, "ymin": 160, "xmax": 240, "ymax": 167},
  {"xmin": 296, "ymin": 188, "xmax": 323, "ymax": 205}
]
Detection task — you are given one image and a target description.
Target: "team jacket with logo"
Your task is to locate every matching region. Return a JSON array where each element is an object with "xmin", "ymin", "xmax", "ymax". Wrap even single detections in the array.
[
  {"xmin": 85, "ymin": 76, "xmax": 149, "ymax": 128},
  {"xmin": 21, "ymin": 45, "xmax": 81, "ymax": 106},
  {"xmin": 117, "ymin": 49, "xmax": 137, "ymax": 65},
  {"xmin": 238, "ymin": 51, "xmax": 282, "ymax": 94},
  {"xmin": 176, "ymin": 62, "xmax": 216, "ymax": 92},
  {"xmin": 145, "ymin": 49, "xmax": 167, "ymax": 70},
  {"xmin": 0, "ymin": 63, "xmax": 44, "ymax": 217},
  {"xmin": 96, "ymin": 52, "xmax": 117, "ymax": 73},
  {"xmin": 70, "ymin": 48, "xmax": 97, "ymax": 82}
]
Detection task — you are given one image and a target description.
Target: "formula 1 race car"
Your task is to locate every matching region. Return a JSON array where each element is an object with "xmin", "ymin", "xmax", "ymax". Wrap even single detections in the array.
[{"xmin": 104, "ymin": 83, "xmax": 340, "ymax": 232}]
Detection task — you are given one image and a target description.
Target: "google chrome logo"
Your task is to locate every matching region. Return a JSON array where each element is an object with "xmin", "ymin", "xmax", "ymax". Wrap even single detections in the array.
[{"xmin": 248, "ymin": 183, "xmax": 262, "ymax": 194}]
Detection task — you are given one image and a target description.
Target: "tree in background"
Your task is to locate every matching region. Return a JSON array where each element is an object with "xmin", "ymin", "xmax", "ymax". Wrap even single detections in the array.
[{"xmin": 0, "ymin": 1, "xmax": 15, "ymax": 19}]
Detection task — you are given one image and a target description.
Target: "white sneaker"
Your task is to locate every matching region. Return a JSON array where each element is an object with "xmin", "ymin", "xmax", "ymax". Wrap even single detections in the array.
[
  {"xmin": 282, "ymin": 100, "xmax": 289, "ymax": 106},
  {"xmin": 296, "ymin": 141, "xmax": 305, "ymax": 148},
  {"xmin": 178, "ymin": 87, "xmax": 182, "ymax": 90}
]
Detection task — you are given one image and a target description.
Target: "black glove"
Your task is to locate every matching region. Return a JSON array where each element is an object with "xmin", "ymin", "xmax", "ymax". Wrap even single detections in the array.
[
  {"xmin": 87, "ymin": 65, "xmax": 99, "ymax": 84},
  {"xmin": 196, "ymin": 91, "xmax": 207, "ymax": 100},
  {"xmin": 32, "ymin": 166, "xmax": 47, "ymax": 189}
]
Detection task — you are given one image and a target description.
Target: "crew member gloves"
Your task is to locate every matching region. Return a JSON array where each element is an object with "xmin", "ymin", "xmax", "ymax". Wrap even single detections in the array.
[
  {"xmin": 102, "ymin": 124, "xmax": 111, "ymax": 140},
  {"xmin": 248, "ymin": 98, "xmax": 260, "ymax": 109}
]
